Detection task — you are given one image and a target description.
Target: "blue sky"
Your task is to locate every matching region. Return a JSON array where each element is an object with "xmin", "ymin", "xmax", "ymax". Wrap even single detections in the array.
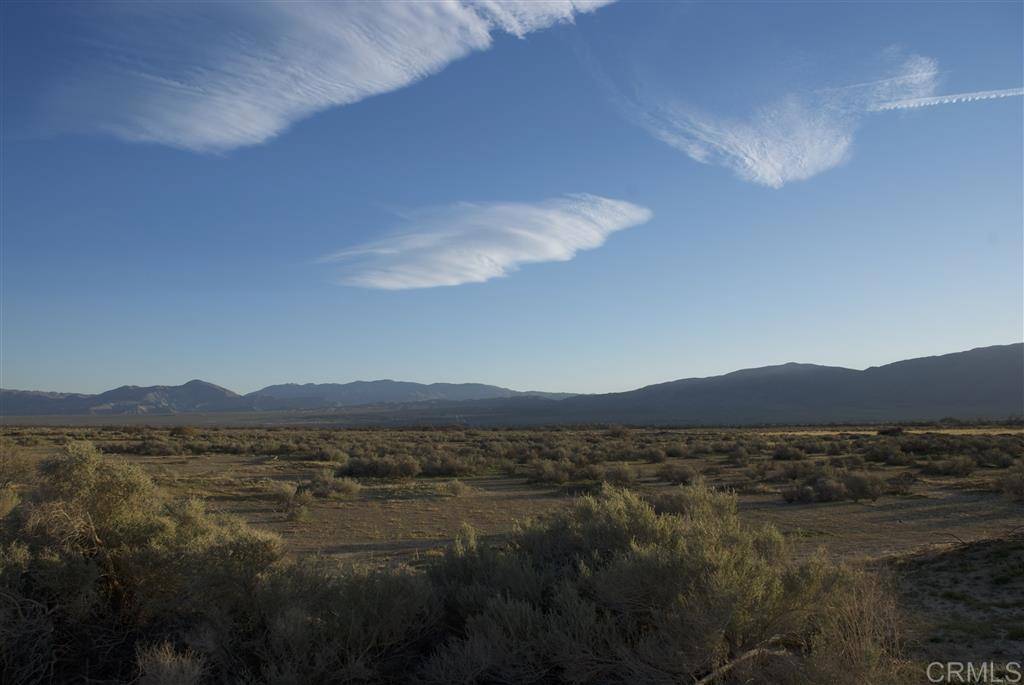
[{"xmin": 2, "ymin": 1, "xmax": 1021, "ymax": 394}]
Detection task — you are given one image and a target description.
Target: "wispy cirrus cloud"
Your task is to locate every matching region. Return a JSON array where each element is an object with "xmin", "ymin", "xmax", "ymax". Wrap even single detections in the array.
[
  {"xmin": 614, "ymin": 53, "xmax": 1022, "ymax": 188},
  {"xmin": 320, "ymin": 194, "xmax": 652, "ymax": 289},
  {"xmin": 45, "ymin": 1, "xmax": 613, "ymax": 152},
  {"xmin": 618, "ymin": 54, "xmax": 939, "ymax": 188}
]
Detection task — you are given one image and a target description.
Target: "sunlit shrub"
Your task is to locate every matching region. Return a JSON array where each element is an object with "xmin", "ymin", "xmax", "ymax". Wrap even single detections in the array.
[{"xmin": 423, "ymin": 484, "xmax": 903, "ymax": 683}]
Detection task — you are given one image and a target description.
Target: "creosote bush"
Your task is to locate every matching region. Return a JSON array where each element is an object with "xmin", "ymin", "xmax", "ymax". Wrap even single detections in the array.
[{"xmin": 0, "ymin": 442, "xmax": 906, "ymax": 683}]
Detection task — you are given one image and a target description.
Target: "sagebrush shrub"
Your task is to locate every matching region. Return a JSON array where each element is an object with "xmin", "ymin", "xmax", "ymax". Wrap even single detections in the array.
[
  {"xmin": 0, "ymin": 445, "xmax": 33, "ymax": 488},
  {"xmin": 921, "ymin": 456, "xmax": 976, "ymax": 477},
  {"xmin": 996, "ymin": 463, "xmax": 1024, "ymax": 501},
  {"xmin": 0, "ymin": 443, "xmax": 905, "ymax": 684},
  {"xmin": 658, "ymin": 461, "xmax": 697, "ymax": 485},
  {"xmin": 602, "ymin": 462, "xmax": 636, "ymax": 486},
  {"xmin": 424, "ymin": 485, "xmax": 904, "ymax": 684},
  {"xmin": 137, "ymin": 642, "xmax": 206, "ymax": 685},
  {"xmin": 773, "ymin": 445, "xmax": 806, "ymax": 461},
  {"xmin": 1, "ymin": 441, "xmax": 283, "ymax": 682},
  {"xmin": 841, "ymin": 471, "xmax": 885, "ymax": 502}
]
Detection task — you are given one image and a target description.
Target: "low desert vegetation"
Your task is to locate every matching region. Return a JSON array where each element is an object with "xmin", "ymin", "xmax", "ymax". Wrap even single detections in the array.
[
  {"xmin": 0, "ymin": 440, "xmax": 914, "ymax": 683},
  {"xmin": 779, "ymin": 466, "xmax": 887, "ymax": 504},
  {"xmin": 439, "ymin": 478, "xmax": 474, "ymax": 497},
  {"xmin": 657, "ymin": 461, "xmax": 698, "ymax": 485},
  {"xmin": 996, "ymin": 463, "xmax": 1024, "ymax": 501},
  {"xmin": 309, "ymin": 468, "xmax": 362, "ymax": 499},
  {"xmin": 7, "ymin": 423, "xmax": 1019, "ymax": 489}
]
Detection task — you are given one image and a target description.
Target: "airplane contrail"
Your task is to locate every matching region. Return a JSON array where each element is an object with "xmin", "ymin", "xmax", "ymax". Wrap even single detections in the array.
[{"xmin": 870, "ymin": 87, "xmax": 1024, "ymax": 111}]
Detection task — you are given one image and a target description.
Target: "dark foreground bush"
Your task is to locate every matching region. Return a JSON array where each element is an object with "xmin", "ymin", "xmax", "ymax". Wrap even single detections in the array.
[
  {"xmin": 1, "ymin": 442, "xmax": 906, "ymax": 683},
  {"xmin": 996, "ymin": 463, "xmax": 1024, "ymax": 501}
]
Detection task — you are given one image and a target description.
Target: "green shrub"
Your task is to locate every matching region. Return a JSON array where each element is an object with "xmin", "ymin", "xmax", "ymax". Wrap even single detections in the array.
[
  {"xmin": 728, "ymin": 445, "xmax": 750, "ymax": 466},
  {"xmin": 658, "ymin": 461, "xmax": 697, "ymax": 485},
  {"xmin": 345, "ymin": 455, "xmax": 422, "ymax": 480},
  {"xmin": 921, "ymin": 456, "xmax": 975, "ymax": 477},
  {"xmin": 602, "ymin": 462, "xmax": 636, "ymax": 486},
  {"xmin": 309, "ymin": 469, "xmax": 361, "ymax": 499},
  {"xmin": 242, "ymin": 561, "xmax": 438, "ymax": 682},
  {"xmin": 841, "ymin": 471, "xmax": 885, "ymax": 502},
  {"xmin": 0, "ymin": 487, "xmax": 19, "ymax": 519},
  {"xmin": 646, "ymin": 479, "xmax": 735, "ymax": 517},
  {"xmin": 0, "ymin": 443, "xmax": 904, "ymax": 683},
  {"xmin": 781, "ymin": 484, "xmax": 817, "ymax": 504},
  {"xmin": 977, "ymin": 448, "xmax": 1014, "ymax": 469},
  {"xmin": 885, "ymin": 472, "xmax": 917, "ymax": 496},
  {"xmin": 0, "ymin": 446, "xmax": 33, "ymax": 487},
  {"xmin": 773, "ymin": 445, "xmax": 806, "ymax": 461},
  {"xmin": 640, "ymin": 448, "xmax": 667, "ymax": 463},
  {"xmin": 996, "ymin": 463, "xmax": 1024, "ymax": 501},
  {"xmin": 316, "ymin": 447, "xmax": 350, "ymax": 464},
  {"xmin": 424, "ymin": 485, "xmax": 903, "ymax": 683},
  {"xmin": 421, "ymin": 452, "xmax": 475, "ymax": 477},
  {"xmin": 779, "ymin": 466, "xmax": 885, "ymax": 504},
  {"xmin": 1, "ymin": 441, "xmax": 283, "ymax": 682},
  {"xmin": 441, "ymin": 479, "xmax": 474, "ymax": 497},
  {"xmin": 665, "ymin": 445, "xmax": 689, "ymax": 459},
  {"xmin": 124, "ymin": 438, "xmax": 178, "ymax": 456},
  {"xmin": 525, "ymin": 458, "xmax": 573, "ymax": 484}
]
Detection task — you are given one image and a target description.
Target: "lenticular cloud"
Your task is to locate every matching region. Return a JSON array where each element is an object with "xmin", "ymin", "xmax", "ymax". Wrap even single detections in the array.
[
  {"xmin": 320, "ymin": 194, "xmax": 652, "ymax": 289},
  {"xmin": 48, "ymin": 1, "xmax": 614, "ymax": 152}
]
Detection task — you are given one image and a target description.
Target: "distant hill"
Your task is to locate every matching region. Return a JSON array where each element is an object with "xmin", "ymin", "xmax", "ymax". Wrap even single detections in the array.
[
  {"xmin": 0, "ymin": 380, "xmax": 247, "ymax": 415},
  {"xmin": 247, "ymin": 380, "xmax": 572, "ymax": 409},
  {"xmin": 547, "ymin": 343, "xmax": 1024, "ymax": 424},
  {"xmin": 0, "ymin": 378, "xmax": 570, "ymax": 416},
  {"xmin": 1, "ymin": 344, "xmax": 1020, "ymax": 423}
]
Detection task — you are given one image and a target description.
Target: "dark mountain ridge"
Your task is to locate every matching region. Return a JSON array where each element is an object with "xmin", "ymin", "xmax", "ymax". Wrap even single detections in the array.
[
  {"xmin": 0, "ymin": 380, "xmax": 246, "ymax": 416},
  {"xmin": 0, "ymin": 378, "xmax": 568, "ymax": 415},
  {"xmin": 1, "ymin": 344, "xmax": 1020, "ymax": 424},
  {"xmin": 549, "ymin": 344, "xmax": 1023, "ymax": 424},
  {"xmin": 247, "ymin": 380, "xmax": 572, "ymax": 410}
]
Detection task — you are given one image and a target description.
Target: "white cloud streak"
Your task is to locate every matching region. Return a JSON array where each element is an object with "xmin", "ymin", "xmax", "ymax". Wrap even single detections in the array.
[
  {"xmin": 320, "ymin": 194, "xmax": 652, "ymax": 289},
  {"xmin": 49, "ymin": 1, "xmax": 613, "ymax": 152},
  {"xmin": 616, "ymin": 53, "xmax": 1021, "ymax": 188},
  {"xmin": 869, "ymin": 87, "xmax": 1024, "ymax": 111},
  {"xmin": 619, "ymin": 54, "xmax": 940, "ymax": 188}
]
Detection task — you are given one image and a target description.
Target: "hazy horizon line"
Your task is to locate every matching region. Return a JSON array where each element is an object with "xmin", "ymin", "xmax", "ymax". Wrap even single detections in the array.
[{"xmin": 4, "ymin": 341, "xmax": 1019, "ymax": 398}]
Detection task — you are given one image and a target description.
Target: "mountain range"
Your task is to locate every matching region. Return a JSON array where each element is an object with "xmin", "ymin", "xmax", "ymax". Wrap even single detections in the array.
[
  {"xmin": 0, "ymin": 379, "xmax": 570, "ymax": 416},
  {"xmin": 2, "ymin": 344, "xmax": 1021, "ymax": 425}
]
